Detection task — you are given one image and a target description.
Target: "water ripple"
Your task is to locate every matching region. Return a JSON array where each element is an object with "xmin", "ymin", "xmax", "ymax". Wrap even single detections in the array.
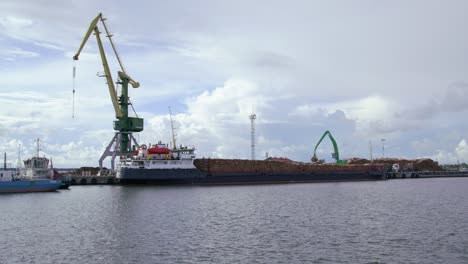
[{"xmin": 0, "ymin": 179, "xmax": 468, "ymax": 263}]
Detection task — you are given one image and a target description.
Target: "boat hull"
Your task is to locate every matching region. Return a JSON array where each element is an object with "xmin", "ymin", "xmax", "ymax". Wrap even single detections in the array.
[
  {"xmin": 119, "ymin": 168, "xmax": 386, "ymax": 185},
  {"xmin": 0, "ymin": 180, "xmax": 62, "ymax": 194}
]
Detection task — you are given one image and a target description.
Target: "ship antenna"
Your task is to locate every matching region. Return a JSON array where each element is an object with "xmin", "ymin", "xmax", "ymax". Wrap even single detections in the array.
[
  {"xmin": 35, "ymin": 138, "xmax": 41, "ymax": 157},
  {"xmin": 169, "ymin": 106, "xmax": 177, "ymax": 150},
  {"xmin": 16, "ymin": 144, "xmax": 22, "ymax": 176}
]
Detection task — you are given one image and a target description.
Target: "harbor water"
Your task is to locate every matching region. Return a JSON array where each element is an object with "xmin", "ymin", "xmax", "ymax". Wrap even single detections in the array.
[{"xmin": 1, "ymin": 178, "xmax": 468, "ymax": 263}]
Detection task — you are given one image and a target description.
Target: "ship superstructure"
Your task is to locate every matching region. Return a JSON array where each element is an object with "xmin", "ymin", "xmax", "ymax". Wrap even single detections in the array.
[
  {"xmin": 116, "ymin": 142, "xmax": 197, "ymax": 179},
  {"xmin": 19, "ymin": 139, "xmax": 54, "ymax": 180}
]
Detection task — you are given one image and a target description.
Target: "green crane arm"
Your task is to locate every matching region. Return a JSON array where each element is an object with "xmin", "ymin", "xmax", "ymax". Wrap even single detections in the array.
[
  {"xmin": 73, "ymin": 13, "xmax": 140, "ymax": 118},
  {"xmin": 311, "ymin": 130, "xmax": 347, "ymax": 165}
]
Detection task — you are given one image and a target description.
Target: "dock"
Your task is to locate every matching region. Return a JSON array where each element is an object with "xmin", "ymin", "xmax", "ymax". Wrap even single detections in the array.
[
  {"xmin": 69, "ymin": 175, "xmax": 118, "ymax": 185},
  {"xmin": 60, "ymin": 167, "xmax": 118, "ymax": 185},
  {"xmin": 386, "ymin": 170, "xmax": 468, "ymax": 179},
  {"xmin": 64, "ymin": 171, "xmax": 468, "ymax": 185}
]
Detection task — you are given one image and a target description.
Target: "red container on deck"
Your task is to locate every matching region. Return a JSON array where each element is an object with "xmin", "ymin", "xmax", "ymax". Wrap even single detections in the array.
[{"xmin": 148, "ymin": 146, "xmax": 170, "ymax": 155}]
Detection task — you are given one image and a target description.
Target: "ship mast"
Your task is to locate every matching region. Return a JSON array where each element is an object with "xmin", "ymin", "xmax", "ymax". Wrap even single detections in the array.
[
  {"xmin": 169, "ymin": 107, "xmax": 177, "ymax": 150},
  {"xmin": 35, "ymin": 138, "xmax": 41, "ymax": 157}
]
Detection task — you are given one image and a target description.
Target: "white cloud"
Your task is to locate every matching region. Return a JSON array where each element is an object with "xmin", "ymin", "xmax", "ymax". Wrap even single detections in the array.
[
  {"xmin": 1, "ymin": 0, "xmax": 468, "ymax": 167},
  {"xmin": 456, "ymin": 139, "xmax": 468, "ymax": 163},
  {"xmin": 0, "ymin": 47, "xmax": 39, "ymax": 61},
  {"xmin": 0, "ymin": 16, "xmax": 33, "ymax": 33},
  {"xmin": 430, "ymin": 150, "xmax": 458, "ymax": 165}
]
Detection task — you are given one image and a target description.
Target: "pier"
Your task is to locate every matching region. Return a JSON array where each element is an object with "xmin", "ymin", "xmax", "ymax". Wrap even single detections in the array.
[
  {"xmin": 59, "ymin": 167, "xmax": 118, "ymax": 185},
  {"xmin": 386, "ymin": 170, "xmax": 468, "ymax": 179},
  {"xmin": 64, "ymin": 170, "xmax": 468, "ymax": 186},
  {"xmin": 69, "ymin": 175, "xmax": 117, "ymax": 185}
]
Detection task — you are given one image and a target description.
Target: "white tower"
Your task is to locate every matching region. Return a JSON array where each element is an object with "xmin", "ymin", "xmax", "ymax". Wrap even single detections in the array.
[{"xmin": 249, "ymin": 113, "xmax": 256, "ymax": 160}]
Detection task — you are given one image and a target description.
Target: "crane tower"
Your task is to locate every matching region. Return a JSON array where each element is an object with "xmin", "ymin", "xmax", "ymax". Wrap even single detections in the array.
[{"xmin": 249, "ymin": 113, "xmax": 256, "ymax": 160}]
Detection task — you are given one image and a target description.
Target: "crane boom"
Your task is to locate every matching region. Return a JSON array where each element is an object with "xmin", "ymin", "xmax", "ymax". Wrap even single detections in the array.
[
  {"xmin": 73, "ymin": 14, "xmax": 101, "ymax": 61},
  {"xmin": 311, "ymin": 130, "xmax": 347, "ymax": 165},
  {"xmin": 73, "ymin": 13, "xmax": 121, "ymax": 117},
  {"xmin": 73, "ymin": 13, "xmax": 140, "ymax": 118}
]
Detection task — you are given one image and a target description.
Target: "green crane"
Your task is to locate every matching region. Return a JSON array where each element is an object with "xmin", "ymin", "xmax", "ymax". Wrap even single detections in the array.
[
  {"xmin": 73, "ymin": 13, "xmax": 143, "ymax": 171},
  {"xmin": 311, "ymin": 130, "xmax": 348, "ymax": 165}
]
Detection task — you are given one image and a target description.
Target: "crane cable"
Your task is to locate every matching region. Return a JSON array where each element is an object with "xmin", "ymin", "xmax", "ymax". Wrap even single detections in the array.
[{"xmin": 72, "ymin": 61, "xmax": 76, "ymax": 118}]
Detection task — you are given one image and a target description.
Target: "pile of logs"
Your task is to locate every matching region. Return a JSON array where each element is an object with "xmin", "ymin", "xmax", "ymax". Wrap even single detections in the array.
[
  {"xmin": 347, "ymin": 158, "xmax": 441, "ymax": 171},
  {"xmin": 194, "ymin": 158, "xmax": 380, "ymax": 173}
]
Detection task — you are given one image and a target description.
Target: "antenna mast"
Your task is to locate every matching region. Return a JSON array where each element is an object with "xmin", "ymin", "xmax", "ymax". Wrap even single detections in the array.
[
  {"xmin": 35, "ymin": 138, "xmax": 41, "ymax": 157},
  {"xmin": 16, "ymin": 144, "xmax": 22, "ymax": 170},
  {"xmin": 169, "ymin": 107, "xmax": 177, "ymax": 150},
  {"xmin": 249, "ymin": 113, "xmax": 256, "ymax": 160}
]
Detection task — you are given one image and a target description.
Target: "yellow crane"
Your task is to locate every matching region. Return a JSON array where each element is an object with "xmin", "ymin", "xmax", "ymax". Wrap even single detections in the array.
[{"xmin": 73, "ymin": 12, "xmax": 143, "ymax": 171}]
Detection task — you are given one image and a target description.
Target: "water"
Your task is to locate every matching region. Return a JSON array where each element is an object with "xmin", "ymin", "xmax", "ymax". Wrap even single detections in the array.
[{"xmin": 1, "ymin": 178, "xmax": 468, "ymax": 264}]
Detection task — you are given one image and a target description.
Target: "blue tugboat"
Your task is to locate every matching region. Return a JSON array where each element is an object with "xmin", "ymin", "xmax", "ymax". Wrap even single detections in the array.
[{"xmin": 0, "ymin": 144, "xmax": 62, "ymax": 194}]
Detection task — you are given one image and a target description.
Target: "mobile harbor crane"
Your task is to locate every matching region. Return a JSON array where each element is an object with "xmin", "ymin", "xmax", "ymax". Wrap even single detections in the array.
[
  {"xmin": 73, "ymin": 12, "xmax": 143, "ymax": 171},
  {"xmin": 311, "ymin": 130, "xmax": 348, "ymax": 165}
]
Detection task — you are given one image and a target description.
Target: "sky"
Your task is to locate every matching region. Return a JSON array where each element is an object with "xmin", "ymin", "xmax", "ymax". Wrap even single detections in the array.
[{"xmin": 1, "ymin": 0, "xmax": 468, "ymax": 168}]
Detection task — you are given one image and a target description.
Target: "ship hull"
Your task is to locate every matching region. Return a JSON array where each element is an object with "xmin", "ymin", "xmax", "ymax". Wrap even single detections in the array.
[
  {"xmin": 0, "ymin": 180, "xmax": 62, "ymax": 194},
  {"xmin": 119, "ymin": 168, "xmax": 386, "ymax": 185}
]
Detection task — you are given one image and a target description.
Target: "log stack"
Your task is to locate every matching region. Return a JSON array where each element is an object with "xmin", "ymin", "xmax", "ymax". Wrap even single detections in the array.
[
  {"xmin": 347, "ymin": 158, "xmax": 441, "ymax": 171},
  {"xmin": 194, "ymin": 158, "xmax": 381, "ymax": 173}
]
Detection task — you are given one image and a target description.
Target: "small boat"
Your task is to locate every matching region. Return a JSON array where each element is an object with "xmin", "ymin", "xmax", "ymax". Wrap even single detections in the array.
[
  {"xmin": 1, "ymin": 152, "xmax": 61, "ymax": 193},
  {"xmin": 22, "ymin": 141, "xmax": 69, "ymax": 189}
]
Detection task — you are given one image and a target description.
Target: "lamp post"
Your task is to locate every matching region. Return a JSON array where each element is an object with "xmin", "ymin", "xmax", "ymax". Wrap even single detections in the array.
[{"xmin": 381, "ymin": 138, "xmax": 386, "ymax": 158}]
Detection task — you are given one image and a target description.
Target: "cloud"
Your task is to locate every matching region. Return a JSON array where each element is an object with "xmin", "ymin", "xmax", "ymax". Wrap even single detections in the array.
[
  {"xmin": 142, "ymin": 79, "xmax": 263, "ymax": 159},
  {"xmin": 0, "ymin": 16, "xmax": 33, "ymax": 34},
  {"xmin": 395, "ymin": 82, "xmax": 468, "ymax": 120},
  {"xmin": 1, "ymin": 0, "xmax": 468, "ymax": 167},
  {"xmin": 0, "ymin": 47, "xmax": 39, "ymax": 61},
  {"xmin": 456, "ymin": 139, "xmax": 468, "ymax": 163}
]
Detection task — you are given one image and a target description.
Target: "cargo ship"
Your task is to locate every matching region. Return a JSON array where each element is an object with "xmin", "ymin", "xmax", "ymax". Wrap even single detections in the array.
[{"xmin": 116, "ymin": 142, "xmax": 388, "ymax": 185}]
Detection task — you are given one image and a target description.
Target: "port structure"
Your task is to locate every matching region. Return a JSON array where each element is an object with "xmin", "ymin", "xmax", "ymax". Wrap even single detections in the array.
[
  {"xmin": 73, "ymin": 13, "xmax": 142, "ymax": 171},
  {"xmin": 249, "ymin": 113, "xmax": 256, "ymax": 160}
]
